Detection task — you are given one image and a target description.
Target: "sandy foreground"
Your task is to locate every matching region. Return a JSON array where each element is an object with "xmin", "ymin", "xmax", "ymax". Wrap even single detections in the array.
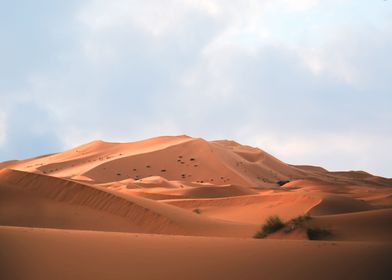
[
  {"xmin": 1, "ymin": 226, "xmax": 391, "ymax": 280},
  {"xmin": 1, "ymin": 136, "xmax": 391, "ymax": 279}
]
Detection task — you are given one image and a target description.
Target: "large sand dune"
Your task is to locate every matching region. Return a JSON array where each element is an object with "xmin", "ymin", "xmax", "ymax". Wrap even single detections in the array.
[{"xmin": 1, "ymin": 135, "xmax": 391, "ymax": 279}]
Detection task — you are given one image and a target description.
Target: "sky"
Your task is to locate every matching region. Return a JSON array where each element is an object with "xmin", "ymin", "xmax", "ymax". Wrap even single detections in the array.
[{"xmin": 1, "ymin": 0, "xmax": 391, "ymax": 177}]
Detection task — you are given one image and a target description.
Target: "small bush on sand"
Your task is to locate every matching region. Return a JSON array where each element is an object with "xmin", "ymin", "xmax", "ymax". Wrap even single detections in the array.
[
  {"xmin": 276, "ymin": 180, "xmax": 290, "ymax": 186},
  {"xmin": 254, "ymin": 216, "xmax": 284, "ymax": 239},
  {"xmin": 284, "ymin": 214, "xmax": 311, "ymax": 233},
  {"xmin": 193, "ymin": 208, "xmax": 201, "ymax": 214},
  {"xmin": 253, "ymin": 231, "xmax": 267, "ymax": 239},
  {"xmin": 307, "ymin": 228, "xmax": 332, "ymax": 240}
]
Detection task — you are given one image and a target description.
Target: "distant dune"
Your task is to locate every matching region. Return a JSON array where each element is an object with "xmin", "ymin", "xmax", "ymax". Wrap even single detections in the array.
[{"xmin": 1, "ymin": 135, "xmax": 391, "ymax": 279}]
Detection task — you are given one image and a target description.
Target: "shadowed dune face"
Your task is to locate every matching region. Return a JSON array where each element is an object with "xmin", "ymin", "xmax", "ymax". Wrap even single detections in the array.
[{"xmin": 0, "ymin": 135, "xmax": 391, "ymax": 241}]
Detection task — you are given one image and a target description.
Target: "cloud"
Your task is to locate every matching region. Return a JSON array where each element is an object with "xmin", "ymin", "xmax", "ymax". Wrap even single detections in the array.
[{"xmin": 0, "ymin": 0, "xmax": 391, "ymax": 177}]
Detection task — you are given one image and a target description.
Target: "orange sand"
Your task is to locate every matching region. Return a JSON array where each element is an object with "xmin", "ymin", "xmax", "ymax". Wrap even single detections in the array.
[{"xmin": 1, "ymin": 135, "xmax": 391, "ymax": 279}]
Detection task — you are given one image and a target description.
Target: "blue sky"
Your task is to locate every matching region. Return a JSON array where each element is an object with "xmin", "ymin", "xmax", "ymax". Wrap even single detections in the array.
[{"xmin": 1, "ymin": 0, "xmax": 391, "ymax": 177}]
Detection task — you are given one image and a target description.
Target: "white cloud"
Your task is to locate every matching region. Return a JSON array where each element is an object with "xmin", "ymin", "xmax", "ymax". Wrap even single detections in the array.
[
  {"xmin": 1, "ymin": 0, "xmax": 391, "ymax": 177},
  {"xmin": 281, "ymin": 0, "xmax": 320, "ymax": 12},
  {"xmin": 246, "ymin": 132, "xmax": 368, "ymax": 160},
  {"xmin": 76, "ymin": 0, "xmax": 218, "ymax": 36}
]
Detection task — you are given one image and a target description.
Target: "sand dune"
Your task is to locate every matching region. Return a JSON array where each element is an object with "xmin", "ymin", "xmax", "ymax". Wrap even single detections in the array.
[
  {"xmin": 165, "ymin": 192, "xmax": 321, "ymax": 224},
  {"xmin": 310, "ymin": 209, "xmax": 392, "ymax": 242},
  {"xmin": 309, "ymin": 194, "xmax": 374, "ymax": 215},
  {"xmin": 2, "ymin": 136, "xmax": 313, "ymax": 187},
  {"xmin": 1, "ymin": 136, "xmax": 390, "ymax": 236},
  {"xmin": 0, "ymin": 169, "xmax": 254, "ymax": 237},
  {"xmin": 5, "ymin": 135, "xmax": 390, "ymax": 189},
  {"xmin": 0, "ymin": 135, "xmax": 391, "ymax": 279}
]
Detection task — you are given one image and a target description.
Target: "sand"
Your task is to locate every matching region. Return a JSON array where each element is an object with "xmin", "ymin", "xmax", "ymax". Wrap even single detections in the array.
[
  {"xmin": 1, "ymin": 135, "xmax": 391, "ymax": 279},
  {"xmin": 1, "ymin": 226, "xmax": 391, "ymax": 280}
]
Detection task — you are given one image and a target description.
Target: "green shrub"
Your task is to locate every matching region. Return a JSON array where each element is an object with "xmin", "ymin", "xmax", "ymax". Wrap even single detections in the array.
[
  {"xmin": 254, "ymin": 216, "xmax": 284, "ymax": 239},
  {"xmin": 307, "ymin": 228, "xmax": 332, "ymax": 240}
]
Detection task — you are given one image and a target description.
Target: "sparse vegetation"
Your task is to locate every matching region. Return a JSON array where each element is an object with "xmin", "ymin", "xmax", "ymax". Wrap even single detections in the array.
[
  {"xmin": 193, "ymin": 208, "xmax": 201, "ymax": 214},
  {"xmin": 254, "ymin": 214, "xmax": 331, "ymax": 240},
  {"xmin": 253, "ymin": 230, "xmax": 267, "ymax": 239},
  {"xmin": 276, "ymin": 180, "xmax": 290, "ymax": 186},
  {"xmin": 284, "ymin": 214, "xmax": 311, "ymax": 233},
  {"xmin": 307, "ymin": 228, "xmax": 332, "ymax": 240},
  {"xmin": 253, "ymin": 216, "xmax": 284, "ymax": 239}
]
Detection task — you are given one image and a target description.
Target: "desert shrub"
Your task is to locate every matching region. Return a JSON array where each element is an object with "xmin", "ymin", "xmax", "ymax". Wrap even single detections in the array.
[
  {"xmin": 263, "ymin": 216, "xmax": 285, "ymax": 233},
  {"xmin": 307, "ymin": 228, "xmax": 332, "ymax": 240},
  {"xmin": 253, "ymin": 231, "xmax": 267, "ymax": 239},
  {"xmin": 254, "ymin": 216, "xmax": 284, "ymax": 239},
  {"xmin": 276, "ymin": 180, "xmax": 290, "ymax": 186},
  {"xmin": 193, "ymin": 208, "xmax": 201, "ymax": 214},
  {"xmin": 285, "ymin": 214, "xmax": 311, "ymax": 233}
]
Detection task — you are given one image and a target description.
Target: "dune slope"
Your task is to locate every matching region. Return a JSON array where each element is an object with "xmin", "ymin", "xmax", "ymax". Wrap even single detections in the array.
[{"xmin": 0, "ymin": 169, "xmax": 254, "ymax": 237}]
